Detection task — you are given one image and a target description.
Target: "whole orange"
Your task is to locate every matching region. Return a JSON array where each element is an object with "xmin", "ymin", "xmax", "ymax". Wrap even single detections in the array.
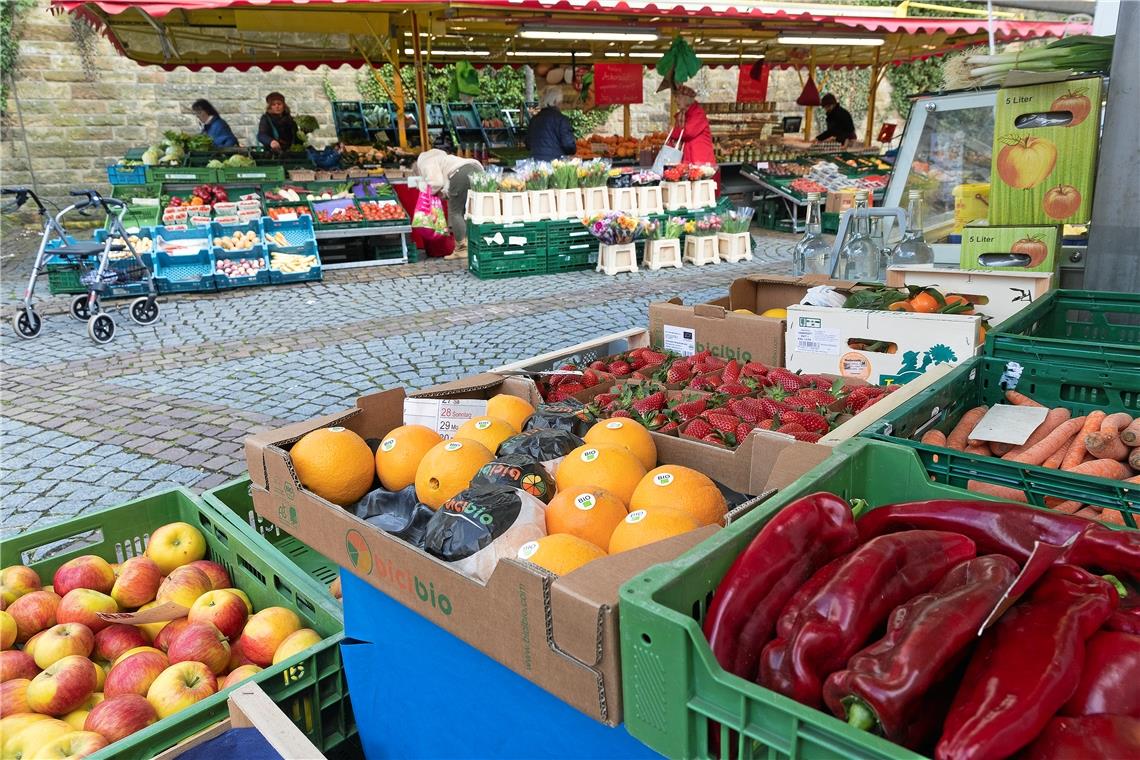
[
  {"xmin": 555, "ymin": 444, "xmax": 647, "ymax": 508},
  {"xmin": 608, "ymin": 508, "xmax": 699, "ymax": 554},
  {"xmin": 544, "ymin": 487, "xmax": 628, "ymax": 551},
  {"xmin": 415, "ymin": 438, "xmax": 494, "ymax": 509},
  {"xmin": 583, "ymin": 418, "xmax": 657, "ymax": 470},
  {"xmin": 375, "ymin": 425, "xmax": 442, "ymax": 491},
  {"xmin": 517, "ymin": 534, "xmax": 606, "ymax": 575},
  {"xmin": 629, "ymin": 465, "xmax": 727, "ymax": 527},
  {"xmin": 290, "ymin": 427, "xmax": 375, "ymax": 506}
]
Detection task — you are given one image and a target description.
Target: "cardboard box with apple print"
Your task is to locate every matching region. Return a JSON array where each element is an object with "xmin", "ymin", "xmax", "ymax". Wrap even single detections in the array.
[
  {"xmin": 989, "ymin": 76, "xmax": 1102, "ymax": 225},
  {"xmin": 960, "ymin": 224, "xmax": 1061, "ymax": 273}
]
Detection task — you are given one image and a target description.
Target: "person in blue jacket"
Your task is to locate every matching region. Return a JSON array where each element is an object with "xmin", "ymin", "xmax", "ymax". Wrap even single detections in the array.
[
  {"xmin": 525, "ymin": 88, "xmax": 577, "ymax": 162},
  {"xmin": 191, "ymin": 99, "xmax": 238, "ymax": 148}
]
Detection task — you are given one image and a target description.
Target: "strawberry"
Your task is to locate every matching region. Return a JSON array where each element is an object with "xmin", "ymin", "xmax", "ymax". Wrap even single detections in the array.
[
  {"xmin": 799, "ymin": 374, "xmax": 835, "ymax": 389},
  {"xmin": 551, "ymin": 382, "xmax": 585, "ymax": 400},
  {"xmin": 608, "ymin": 360, "xmax": 632, "ymax": 377},
  {"xmin": 691, "ymin": 350, "xmax": 712, "ymax": 363},
  {"xmin": 741, "ymin": 362, "xmax": 770, "ymax": 378},
  {"xmin": 718, "ymin": 382, "xmax": 752, "ymax": 396},
  {"xmin": 671, "ymin": 399, "xmax": 708, "ymax": 422},
  {"xmin": 729, "ymin": 397, "xmax": 763, "ymax": 423},
  {"xmin": 776, "ymin": 422, "xmax": 807, "ymax": 434},
  {"xmin": 768, "ymin": 368, "xmax": 806, "ymax": 393},
  {"xmin": 758, "ymin": 398, "xmax": 789, "ymax": 419},
  {"xmin": 756, "ymin": 419, "xmax": 776, "ymax": 430},
  {"xmin": 684, "ymin": 419, "xmax": 714, "ymax": 439},
  {"xmin": 792, "ymin": 389, "xmax": 839, "ymax": 409},
  {"xmin": 640, "ymin": 412, "xmax": 669, "ymax": 431},
  {"xmin": 722, "ymin": 359, "xmax": 742, "ymax": 384},
  {"xmin": 610, "ymin": 409, "xmax": 633, "ymax": 418},
  {"xmin": 581, "ymin": 370, "xmax": 601, "ymax": 388},
  {"xmin": 640, "ymin": 350, "xmax": 667, "ymax": 366},
  {"xmin": 706, "ymin": 413, "xmax": 740, "ymax": 434},
  {"xmin": 666, "ymin": 363, "xmax": 693, "ymax": 384},
  {"xmin": 631, "ymin": 391, "xmax": 667, "ymax": 416},
  {"xmin": 589, "ymin": 360, "xmax": 607, "ymax": 371},
  {"xmin": 629, "ymin": 357, "xmax": 648, "ymax": 371},
  {"xmin": 660, "ymin": 421, "xmax": 679, "ymax": 434},
  {"xmin": 703, "ymin": 432, "xmax": 737, "ymax": 449},
  {"xmin": 787, "ymin": 430, "xmax": 823, "ymax": 443},
  {"xmin": 735, "ymin": 422, "xmax": 753, "ymax": 441},
  {"xmin": 688, "ymin": 376, "xmax": 719, "ymax": 392},
  {"xmin": 779, "ymin": 411, "xmax": 829, "ymax": 434},
  {"xmin": 593, "ymin": 393, "xmax": 617, "ymax": 408}
]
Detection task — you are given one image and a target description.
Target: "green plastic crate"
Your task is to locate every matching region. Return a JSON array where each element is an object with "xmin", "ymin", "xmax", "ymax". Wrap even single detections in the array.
[
  {"xmin": 862, "ymin": 355, "xmax": 1139, "ymax": 523},
  {"xmin": 985, "ymin": 289, "xmax": 1140, "ymax": 369},
  {"xmin": 0, "ymin": 488, "xmax": 354, "ymax": 758},
  {"xmin": 218, "ymin": 165, "xmax": 286, "ymax": 183},
  {"xmin": 468, "ymin": 220, "xmax": 548, "ymax": 256},
  {"xmin": 110, "ymin": 183, "xmax": 162, "ymax": 204},
  {"xmin": 468, "ymin": 248, "xmax": 546, "ymax": 280},
  {"xmin": 619, "ymin": 437, "xmax": 1133, "ymax": 760},
  {"xmin": 547, "ymin": 247, "xmax": 597, "ymax": 273},
  {"xmin": 46, "ymin": 262, "xmax": 85, "ymax": 295},
  {"xmin": 146, "ymin": 166, "xmax": 219, "ymax": 184}
]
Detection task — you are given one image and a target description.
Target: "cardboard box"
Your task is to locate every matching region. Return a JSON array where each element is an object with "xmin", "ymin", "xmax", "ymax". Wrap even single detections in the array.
[
  {"xmin": 960, "ymin": 225, "xmax": 1061, "ymax": 274},
  {"xmin": 885, "ymin": 265, "xmax": 1054, "ymax": 325},
  {"xmin": 825, "ymin": 189, "xmax": 874, "ymax": 214},
  {"xmin": 785, "ymin": 305, "xmax": 981, "ymax": 385},
  {"xmin": 989, "ymin": 76, "xmax": 1103, "ymax": 225},
  {"xmin": 244, "ymin": 373, "xmax": 829, "ymax": 727}
]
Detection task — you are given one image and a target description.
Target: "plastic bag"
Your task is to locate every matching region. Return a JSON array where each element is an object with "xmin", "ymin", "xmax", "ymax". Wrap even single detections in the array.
[
  {"xmin": 498, "ymin": 428, "xmax": 585, "ymax": 478},
  {"xmin": 423, "ymin": 485, "xmax": 547, "ymax": 583},
  {"xmin": 412, "ymin": 188, "xmax": 448, "ymax": 239},
  {"xmin": 351, "ymin": 486, "xmax": 434, "ymax": 548},
  {"xmin": 471, "ymin": 454, "xmax": 557, "ymax": 504},
  {"xmin": 524, "ymin": 400, "xmax": 593, "ymax": 438}
]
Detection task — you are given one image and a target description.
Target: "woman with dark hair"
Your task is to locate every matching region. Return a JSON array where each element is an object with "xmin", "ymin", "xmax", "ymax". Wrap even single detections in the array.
[
  {"xmin": 191, "ymin": 99, "xmax": 238, "ymax": 148},
  {"xmin": 257, "ymin": 92, "xmax": 298, "ymax": 152}
]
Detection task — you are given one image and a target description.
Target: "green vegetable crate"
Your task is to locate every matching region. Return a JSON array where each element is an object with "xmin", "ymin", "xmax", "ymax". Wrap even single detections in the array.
[
  {"xmin": 619, "ymin": 438, "xmax": 1092, "ymax": 760},
  {"xmin": 146, "ymin": 166, "xmax": 219, "ymax": 184},
  {"xmin": 218, "ymin": 165, "xmax": 287, "ymax": 183},
  {"xmin": 861, "ymin": 355, "xmax": 1140, "ymax": 524},
  {"xmin": 468, "ymin": 248, "xmax": 546, "ymax": 280},
  {"xmin": 0, "ymin": 488, "xmax": 354, "ymax": 759},
  {"xmin": 984, "ymin": 289, "xmax": 1140, "ymax": 369}
]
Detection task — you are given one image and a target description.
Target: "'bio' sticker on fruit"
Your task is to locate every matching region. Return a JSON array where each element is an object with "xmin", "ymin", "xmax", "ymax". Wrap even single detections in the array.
[
  {"xmin": 580, "ymin": 448, "xmax": 599, "ymax": 463},
  {"xmin": 404, "ymin": 398, "xmax": 487, "ymax": 439},
  {"xmin": 654, "ymin": 473, "xmax": 674, "ymax": 487},
  {"xmin": 575, "ymin": 493, "xmax": 597, "ymax": 510}
]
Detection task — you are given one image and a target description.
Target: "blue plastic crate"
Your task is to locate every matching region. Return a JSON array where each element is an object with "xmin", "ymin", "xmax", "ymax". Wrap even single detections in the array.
[
  {"xmin": 268, "ymin": 240, "xmax": 322, "ymax": 285},
  {"xmin": 212, "ymin": 246, "xmax": 270, "ymax": 289},
  {"xmin": 153, "ymin": 225, "xmax": 212, "ymax": 256},
  {"xmin": 107, "ymin": 164, "xmax": 148, "ymax": 184},
  {"xmin": 155, "ymin": 249, "xmax": 216, "ymax": 294},
  {"xmin": 262, "ymin": 215, "xmax": 316, "ymax": 252},
  {"xmin": 210, "ymin": 218, "xmax": 262, "ymax": 246}
]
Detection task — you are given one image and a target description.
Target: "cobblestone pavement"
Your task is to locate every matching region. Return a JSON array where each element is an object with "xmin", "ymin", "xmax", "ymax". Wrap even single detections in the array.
[{"xmin": 1, "ymin": 229, "xmax": 795, "ymax": 534}]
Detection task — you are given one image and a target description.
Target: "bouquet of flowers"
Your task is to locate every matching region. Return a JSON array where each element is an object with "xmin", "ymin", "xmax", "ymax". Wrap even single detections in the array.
[
  {"xmin": 525, "ymin": 167, "xmax": 551, "ymax": 191},
  {"xmin": 499, "ymin": 175, "xmax": 526, "ymax": 193},
  {"xmin": 582, "ymin": 211, "xmax": 646, "ymax": 245},
  {"xmin": 662, "ymin": 165, "xmax": 686, "ymax": 183},
  {"xmin": 550, "ymin": 159, "xmax": 581, "ymax": 190},
  {"xmin": 632, "ymin": 170, "xmax": 662, "ymax": 187},
  {"xmin": 684, "ymin": 214, "xmax": 722, "ymax": 237},
  {"xmin": 720, "ymin": 207, "xmax": 754, "ymax": 234},
  {"xmin": 645, "ymin": 216, "xmax": 686, "ymax": 240},
  {"xmin": 688, "ymin": 164, "xmax": 718, "ymax": 181},
  {"xmin": 578, "ymin": 159, "xmax": 611, "ymax": 188},
  {"xmin": 469, "ymin": 171, "xmax": 502, "ymax": 193}
]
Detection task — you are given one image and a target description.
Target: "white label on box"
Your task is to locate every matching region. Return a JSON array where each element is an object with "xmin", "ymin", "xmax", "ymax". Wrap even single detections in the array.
[
  {"xmin": 662, "ymin": 324, "xmax": 696, "ymax": 356},
  {"xmin": 969, "ymin": 405, "xmax": 1049, "ymax": 445},
  {"xmin": 508, "ymin": 235, "xmax": 528, "ymax": 246},
  {"xmin": 795, "ymin": 327, "xmax": 841, "ymax": 354},
  {"xmin": 403, "ymin": 398, "xmax": 488, "ymax": 439}
]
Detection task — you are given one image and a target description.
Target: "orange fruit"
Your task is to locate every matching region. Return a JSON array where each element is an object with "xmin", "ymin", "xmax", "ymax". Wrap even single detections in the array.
[
  {"xmin": 887, "ymin": 301, "xmax": 913, "ymax": 312},
  {"xmin": 556, "ymin": 443, "xmax": 648, "ymax": 507},
  {"xmin": 630, "ymin": 465, "xmax": 728, "ymax": 527},
  {"xmin": 486, "ymin": 394, "xmax": 535, "ymax": 432},
  {"xmin": 517, "ymin": 534, "xmax": 606, "ymax": 575},
  {"xmin": 909, "ymin": 291, "xmax": 939, "ymax": 313},
  {"xmin": 608, "ymin": 508, "xmax": 699, "ymax": 554},
  {"xmin": 375, "ymin": 425, "xmax": 442, "ymax": 491},
  {"xmin": 290, "ymin": 427, "xmax": 375, "ymax": 506},
  {"xmin": 545, "ymin": 487, "xmax": 628, "ymax": 551},
  {"xmin": 415, "ymin": 438, "xmax": 494, "ymax": 509},
  {"xmin": 584, "ymin": 418, "xmax": 657, "ymax": 470},
  {"xmin": 456, "ymin": 416, "xmax": 517, "ymax": 454}
]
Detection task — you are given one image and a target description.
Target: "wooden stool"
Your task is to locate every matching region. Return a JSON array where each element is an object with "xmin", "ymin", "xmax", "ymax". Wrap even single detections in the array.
[
  {"xmin": 645, "ymin": 239, "xmax": 683, "ymax": 271},
  {"xmin": 638, "ymin": 185, "xmax": 665, "ymax": 216},
  {"xmin": 500, "ymin": 192, "xmax": 530, "ymax": 224},
  {"xmin": 717, "ymin": 232, "xmax": 753, "ymax": 263},
  {"xmin": 597, "ymin": 243, "xmax": 638, "ymax": 275},
  {"xmin": 610, "ymin": 187, "xmax": 638, "ymax": 214},
  {"xmin": 662, "ymin": 181, "xmax": 692, "ymax": 211},
  {"xmin": 582, "ymin": 186, "xmax": 610, "ymax": 215},
  {"xmin": 465, "ymin": 192, "xmax": 501, "ymax": 224},
  {"xmin": 683, "ymin": 235, "xmax": 719, "ymax": 266}
]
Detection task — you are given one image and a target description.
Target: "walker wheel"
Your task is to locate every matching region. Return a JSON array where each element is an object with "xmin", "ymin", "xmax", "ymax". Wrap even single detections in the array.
[
  {"xmin": 12, "ymin": 309, "xmax": 42, "ymax": 340},
  {"xmin": 70, "ymin": 295, "xmax": 94, "ymax": 321},
  {"xmin": 129, "ymin": 296, "xmax": 159, "ymax": 326},
  {"xmin": 87, "ymin": 313, "xmax": 115, "ymax": 344}
]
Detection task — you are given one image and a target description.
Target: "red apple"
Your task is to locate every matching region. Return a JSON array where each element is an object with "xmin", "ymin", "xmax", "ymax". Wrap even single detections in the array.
[
  {"xmin": 153, "ymin": 618, "xmax": 190, "ymax": 653},
  {"xmin": 221, "ymin": 588, "xmax": 253, "ymax": 614},
  {"xmin": 0, "ymin": 566, "xmax": 42, "ymax": 608},
  {"xmin": 238, "ymin": 607, "xmax": 301, "ymax": 667},
  {"xmin": 84, "ymin": 694, "xmax": 158, "ymax": 742},
  {"xmin": 7, "ymin": 590, "xmax": 61, "ymax": 643},
  {"xmin": 145, "ymin": 662, "xmax": 216, "ymax": 719},
  {"xmin": 62, "ymin": 692, "xmax": 105, "ymax": 731},
  {"xmin": 93, "ymin": 624, "xmax": 148, "ymax": 664},
  {"xmin": 1042, "ymin": 184, "xmax": 1082, "ymax": 220},
  {"xmin": 155, "ymin": 566, "xmax": 212, "ymax": 610},
  {"xmin": 0, "ymin": 677, "xmax": 31, "ymax": 715},
  {"xmin": 272, "ymin": 628, "xmax": 321, "ymax": 665},
  {"xmin": 32, "ymin": 624, "xmax": 95, "ymax": 669},
  {"xmin": 104, "ymin": 650, "xmax": 168, "ymax": 699},
  {"xmin": 145, "ymin": 523, "xmax": 207, "ymax": 575},
  {"xmin": 226, "ymin": 638, "xmax": 254, "ymax": 671},
  {"xmin": 188, "ymin": 590, "xmax": 247, "ymax": 641},
  {"xmin": 220, "ymin": 664, "xmax": 261, "ymax": 690},
  {"xmin": 110, "ymin": 557, "xmax": 163, "ymax": 610},
  {"xmin": 167, "ymin": 623, "xmax": 230, "ymax": 676},
  {"xmin": 26, "ymin": 655, "xmax": 97, "ymax": 716},
  {"xmin": 57, "ymin": 589, "xmax": 118, "ymax": 634},
  {"xmin": 53, "ymin": 557, "xmax": 115, "ymax": 597},
  {"xmin": 0, "ymin": 650, "xmax": 39, "ymax": 682},
  {"xmin": 187, "ymin": 561, "xmax": 231, "ymax": 591},
  {"xmin": 35, "ymin": 729, "xmax": 108, "ymax": 759},
  {"xmin": 0, "ymin": 610, "xmax": 15, "ymax": 650}
]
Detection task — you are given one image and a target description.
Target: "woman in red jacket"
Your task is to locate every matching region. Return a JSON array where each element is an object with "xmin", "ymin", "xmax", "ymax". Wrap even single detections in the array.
[{"xmin": 668, "ymin": 86, "xmax": 719, "ymax": 190}]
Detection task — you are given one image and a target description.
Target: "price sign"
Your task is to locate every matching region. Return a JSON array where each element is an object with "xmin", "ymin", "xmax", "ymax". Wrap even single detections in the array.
[
  {"xmin": 736, "ymin": 64, "xmax": 769, "ymax": 103},
  {"xmin": 594, "ymin": 64, "xmax": 644, "ymax": 106}
]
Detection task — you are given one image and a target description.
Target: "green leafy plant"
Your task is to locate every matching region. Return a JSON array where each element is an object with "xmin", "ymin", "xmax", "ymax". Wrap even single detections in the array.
[{"xmin": 0, "ymin": 0, "xmax": 37, "ymax": 115}]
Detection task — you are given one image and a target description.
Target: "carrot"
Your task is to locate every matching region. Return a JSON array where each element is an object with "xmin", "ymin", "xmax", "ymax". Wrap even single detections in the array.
[
  {"xmin": 964, "ymin": 443, "xmax": 993, "ymax": 457},
  {"xmin": 1086, "ymin": 412, "xmax": 1133, "ymax": 461},
  {"xmin": 1003, "ymin": 408, "xmax": 1071, "ymax": 461},
  {"xmin": 1098, "ymin": 509, "xmax": 1126, "ymax": 526},
  {"xmin": 967, "ymin": 480, "xmax": 1027, "ymax": 502},
  {"xmin": 1066, "ymin": 458, "xmax": 1132, "ymax": 480},
  {"xmin": 1121, "ymin": 418, "xmax": 1140, "ymax": 446},
  {"xmin": 1130, "ymin": 447, "xmax": 1140, "ymax": 471},
  {"xmin": 1003, "ymin": 416, "xmax": 1086, "ymax": 466},
  {"xmin": 1074, "ymin": 507, "xmax": 1103, "ymax": 520},
  {"xmin": 1042, "ymin": 447, "xmax": 1067, "ymax": 469},
  {"xmin": 920, "ymin": 430, "xmax": 947, "ymax": 447},
  {"xmin": 947, "ymin": 406, "xmax": 988, "ymax": 451},
  {"xmin": 1061, "ymin": 410, "xmax": 1105, "ymax": 470},
  {"xmin": 1051, "ymin": 500, "xmax": 1083, "ymax": 514},
  {"xmin": 1004, "ymin": 390, "xmax": 1043, "ymax": 406},
  {"xmin": 990, "ymin": 442, "xmax": 1014, "ymax": 456}
]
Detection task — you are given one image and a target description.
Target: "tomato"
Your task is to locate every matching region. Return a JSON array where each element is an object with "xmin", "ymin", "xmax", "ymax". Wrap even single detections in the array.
[
  {"xmin": 1051, "ymin": 91, "xmax": 1092, "ymax": 127},
  {"xmin": 995, "ymin": 136, "xmax": 1057, "ymax": 189},
  {"xmin": 1010, "ymin": 236, "xmax": 1050, "ymax": 266},
  {"xmin": 1042, "ymin": 185, "xmax": 1082, "ymax": 221}
]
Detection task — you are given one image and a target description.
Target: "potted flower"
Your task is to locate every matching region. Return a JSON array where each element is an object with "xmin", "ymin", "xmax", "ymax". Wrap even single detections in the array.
[
  {"xmin": 661, "ymin": 164, "xmax": 692, "ymax": 211},
  {"xmin": 498, "ymin": 175, "xmax": 530, "ymax": 223},
  {"xmin": 717, "ymin": 207, "xmax": 754, "ymax": 262},
  {"xmin": 579, "ymin": 160, "xmax": 612, "ymax": 215},
  {"xmin": 551, "ymin": 160, "xmax": 583, "ymax": 219},
  {"xmin": 465, "ymin": 171, "xmax": 502, "ymax": 224},
  {"xmin": 644, "ymin": 216, "xmax": 685, "ymax": 271},
  {"xmin": 583, "ymin": 210, "xmax": 646, "ymax": 275},
  {"xmin": 684, "ymin": 213, "xmax": 721, "ymax": 266},
  {"xmin": 523, "ymin": 164, "xmax": 555, "ymax": 221},
  {"xmin": 689, "ymin": 164, "xmax": 718, "ymax": 208}
]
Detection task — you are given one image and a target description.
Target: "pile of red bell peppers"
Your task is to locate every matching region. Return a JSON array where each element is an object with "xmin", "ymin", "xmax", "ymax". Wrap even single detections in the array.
[{"xmin": 703, "ymin": 493, "xmax": 1140, "ymax": 759}]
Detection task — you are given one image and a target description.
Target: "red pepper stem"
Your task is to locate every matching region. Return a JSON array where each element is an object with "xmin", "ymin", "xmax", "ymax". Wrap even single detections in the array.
[
  {"xmin": 1102, "ymin": 574, "xmax": 1127, "ymax": 599},
  {"xmin": 843, "ymin": 698, "xmax": 879, "ymax": 733},
  {"xmin": 849, "ymin": 499, "xmax": 869, "ymax": 520}
]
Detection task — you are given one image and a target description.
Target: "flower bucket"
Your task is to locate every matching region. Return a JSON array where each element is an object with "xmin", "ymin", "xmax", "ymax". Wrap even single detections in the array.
[
  {"xmin": 717, "ymin": 231, "xmax": 753, "ymax": 262},
  {"xmin": 645, "ymin": 239, "xmax": 683, "ymax": 271},
  {"xmin": 582, "ymin": 186, "xmax": 611, "ymax": 215},
  {"xmin": 638, "ymin": 185, "xmax": 665, "ymax": 216},
  {"xmin": 610, "ymin": 187, "xmax": 638, "ymax": 214},
  {"xmin": 597, "ymin": 243, "xmax": 638, "ymax": 276},
  {"xmin": 555, "ymin": 189, "xmax": 584, "ymax": 220},
  {"xmin": 692, "ymin": 179, "xmax": 717, "ymax": 209},
  {"xmin": 500, "ymin": 192, "xmax": 531, "ymax": 224},
  {"xmin": 466, "ymin": 192, "xmax": 502, "ymax": 224},
  {"xmin": 528, "ymin": 190, "xmax": 556, "ymax": 221},
  {"xmin": 662, "ymin": 181, "xmax": 692, "ymax": 212},
  {"xmin": 684, "ymin": 235, "xmax": 719, "ymax": 266}
]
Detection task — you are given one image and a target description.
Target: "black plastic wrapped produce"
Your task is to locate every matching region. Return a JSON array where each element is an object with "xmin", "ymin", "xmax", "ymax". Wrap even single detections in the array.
[
  {"xmin": 471, "ymin": 454, "xmax": 557, "ymax": 504},
  {"xmin": 525, "ymin": 400, "xmax": 593, "ymax": 437},
  {"xmin": 352, "ymin": 485, "xmax": 434, "ymax": 548},
  {"xmin": 498, "ymin": 428, "xmax": 585, "ymax": 477}
]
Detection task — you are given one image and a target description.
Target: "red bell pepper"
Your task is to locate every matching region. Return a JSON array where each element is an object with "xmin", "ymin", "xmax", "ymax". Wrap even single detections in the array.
[
  {"xmin": 936, "ymin": 565, "xmax": 1122, "ymax": 760},
  {"xmin": 822, "ymin": 555, "xmax": 1020, "ymax": 750},
  {"xmin": 758, "ymin": 530, "xmax": 976, "ymax": 709},
  {"xmin": 1106, "ymin": 582, "xmax": 1140, "ymax": 633},
  {"xmin": 857, "ymin": 499, "xmax": 1140, "ymax": 582},
  {"xmin": 703, "ymin": 492, "xmax": 860, "ymax": 682},
  {"xmin": 1061, "ymin": 631, "xmax": 1140, "ymax": 718},
  {"xmin": 1014, "ymin": 715, "xmax": 1140, "ymax": 759}
]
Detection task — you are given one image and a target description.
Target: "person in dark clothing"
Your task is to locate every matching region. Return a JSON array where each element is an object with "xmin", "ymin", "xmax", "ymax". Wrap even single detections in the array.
[
  {"xmin": 257, "ymin": 92, "xmax": 299, "ymax": 152},
  {"xmin": 191, "ymin": 99, "xmax": 238, "ymax": 148},
  {"xmin": 815, "ymin": 93, "xmax": 858, "ymax": 145},
  {"xmin": 525, "ymin": 88, "xmax": 577, "ymax": 161}
]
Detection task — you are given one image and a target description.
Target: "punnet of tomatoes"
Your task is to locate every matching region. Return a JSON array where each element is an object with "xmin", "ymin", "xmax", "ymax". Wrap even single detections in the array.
[
  {"xmin": 267, "ymin": 205, "xmax": 311, "ymax": 220},
  {"xmin": 359, "ymin": 200, "xmax": 408, "ymax": 223},
  {"xmin": 316, "ymin": 206, "xmax": 363, "ymax": 224}
]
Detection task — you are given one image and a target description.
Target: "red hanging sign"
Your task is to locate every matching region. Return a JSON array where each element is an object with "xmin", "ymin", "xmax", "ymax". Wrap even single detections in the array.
[
  {"xmin": 593, "ymin": 64, "xmax": 644, "ymax": 106},
  {"xmin": 736, "ymin": 64, "xmax": 769, "ymax": 103}
]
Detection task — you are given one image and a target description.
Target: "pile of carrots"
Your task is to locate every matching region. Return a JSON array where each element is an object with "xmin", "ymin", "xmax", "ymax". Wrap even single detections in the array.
[{"xmin": 920, "ymin": 389, "xmax": 1140, "ymax": 524}]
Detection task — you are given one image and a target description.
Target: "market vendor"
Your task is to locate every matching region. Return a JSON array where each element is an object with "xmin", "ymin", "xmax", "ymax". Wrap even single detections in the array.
[
  {"xmin": 668, "ymin": 86, "xmax": 716, "ymax": 166},
  {"xmin": 815, "ymin": 93, "xmax": 858, "ymax": 145},
  {"xmin": 191, "ymin": 99, "xmax": 238, "ymax": 149},
  {"xmin": 258, "ymin": 92, "xmax": 299, "ymax": 152},
  {"xmin": 526, "ymin": 88, "xmax": 577, "ymax": 162},
  {"xmin": 414, "ymin": 149, "xmax": 483, "ymax": 259}
]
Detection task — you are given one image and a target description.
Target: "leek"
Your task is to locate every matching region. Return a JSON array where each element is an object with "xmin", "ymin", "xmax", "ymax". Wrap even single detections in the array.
[{"xmin": 944, "ymin": 35, "xmax": 1113, "ymax": 90}]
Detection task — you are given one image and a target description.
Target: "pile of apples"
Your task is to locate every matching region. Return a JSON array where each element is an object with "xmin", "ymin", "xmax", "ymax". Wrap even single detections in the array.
[{"xmin": 0, "ymin": 521, "xmax": 321, "ymax": 759}]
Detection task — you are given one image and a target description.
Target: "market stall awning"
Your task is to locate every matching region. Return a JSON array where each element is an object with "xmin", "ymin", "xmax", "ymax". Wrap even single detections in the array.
[{"xmin": 54, "ymin": 0, "xmax": 1088, "ymax": 70}]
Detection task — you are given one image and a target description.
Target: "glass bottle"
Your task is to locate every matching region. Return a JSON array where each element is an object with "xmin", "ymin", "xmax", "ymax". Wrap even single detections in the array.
[
  {"xmin": 839, "ymin": 190, "xmax": 880, "ymax": 281},
  {"xmin": 890, "ymin": 190, "xmax": 936, "ymax": 267},
  {"xmin": 793, "ymin": 192, "xmax": 831, "ymax": 276}
]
